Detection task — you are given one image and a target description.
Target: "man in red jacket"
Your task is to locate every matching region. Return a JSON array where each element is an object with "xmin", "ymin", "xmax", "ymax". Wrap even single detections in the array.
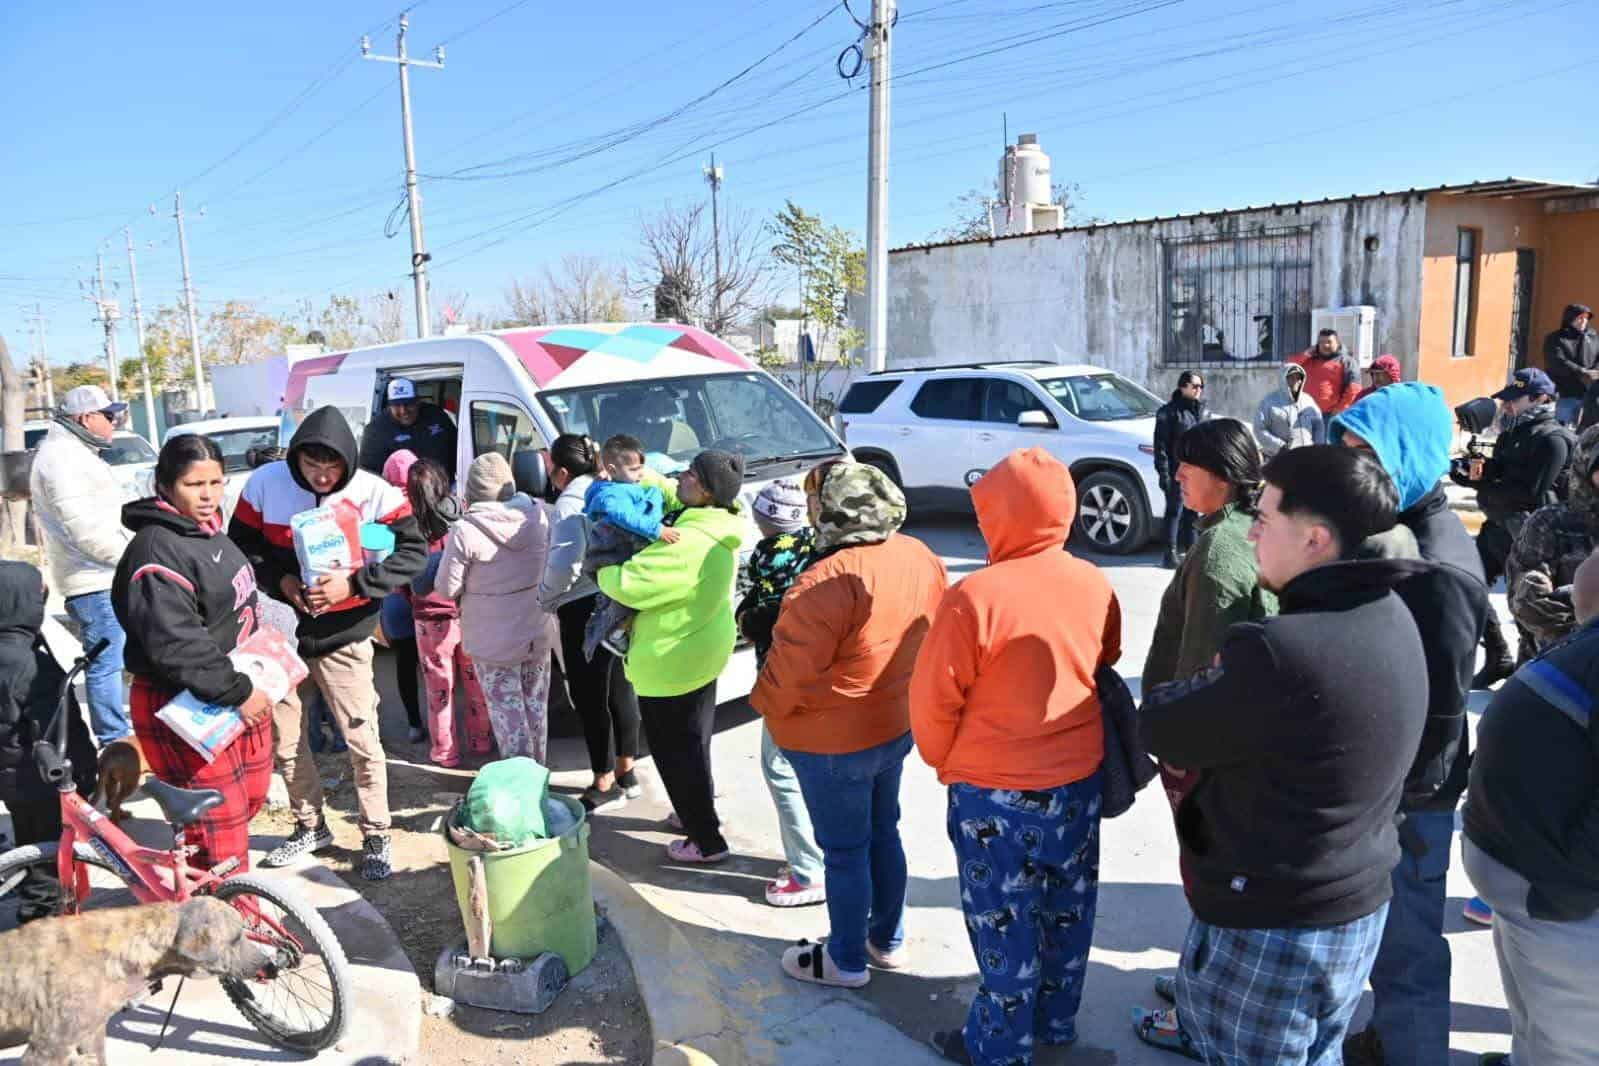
[{"xmin": 1290, "ymin": 329, "xmax": 1362, "ymax": 417}]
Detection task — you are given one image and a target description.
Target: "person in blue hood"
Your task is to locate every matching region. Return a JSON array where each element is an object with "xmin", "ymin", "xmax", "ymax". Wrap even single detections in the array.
[{"xmin": 1329, "ymin": 383, "xmax": 1491, "ymax": 1066}]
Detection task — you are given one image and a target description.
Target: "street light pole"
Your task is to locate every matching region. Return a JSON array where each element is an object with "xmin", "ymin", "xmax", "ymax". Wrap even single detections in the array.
[
  {"xmin": 124, "ymin": 226, "xmax": 160, "ymax": 438},
  {"xmin": 174, "ymin": 191, "xmax": 208, "ymax": 411},
  {"xmin": 703, "ymin": 154, "xmax": 724, "ymax": 331},
  {"xmin": 864, "ymin": 0, "xmax": 895, "ymax": 373},
  {"xmin": 364, "ymin": 14, "xmax": 445, "ymax": 339},
  {"xmin": 92, "ymin": 249, "xmax": 121, "ymax": 401}
]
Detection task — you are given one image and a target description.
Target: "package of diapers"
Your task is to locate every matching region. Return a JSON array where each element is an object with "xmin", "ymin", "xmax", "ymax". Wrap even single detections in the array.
[
  {"xmin": 157, "ymin": 628, "xmax": 309, "ymax": 762},
  {"xmin": 291, "ymin": 500, "xmax": 363, "ymax": 586}
]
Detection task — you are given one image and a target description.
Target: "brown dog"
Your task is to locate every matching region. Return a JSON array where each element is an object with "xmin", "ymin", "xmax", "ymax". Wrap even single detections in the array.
[
  {"xmin": 0, "ymin": 898, "xmax": 267, "ymax": 1065},
  {"xmin": 92, "ymin": 738, "xmax": 148, "ymax": 824}
]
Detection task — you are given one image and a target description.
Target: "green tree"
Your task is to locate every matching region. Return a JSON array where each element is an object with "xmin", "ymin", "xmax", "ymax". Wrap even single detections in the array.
[{"xmin": 769, "ymin": 201, "xmax": 864, "ymax": 359}]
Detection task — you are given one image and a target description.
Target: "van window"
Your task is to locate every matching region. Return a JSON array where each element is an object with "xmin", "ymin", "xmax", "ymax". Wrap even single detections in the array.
[{"xmin": 470, "ymin": 400, "xmax": 539, "ymax": 463}]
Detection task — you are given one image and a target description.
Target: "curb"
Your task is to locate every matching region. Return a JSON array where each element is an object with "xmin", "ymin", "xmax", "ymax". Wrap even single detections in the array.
[{"xmin": 589, "ymin": 862, "xmax": 746, "ymax": 1066}]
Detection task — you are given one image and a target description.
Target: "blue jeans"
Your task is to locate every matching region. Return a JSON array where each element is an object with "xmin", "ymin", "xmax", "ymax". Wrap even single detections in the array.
[
  {"xmin": 64, "ymin": 590, "xmax": 129, "ymax": 745},
  {"xmin": 951, "ymin": 774, "xmax": 1102, "ymax": 1064},
  {"xmin": 1368, "ymin": 808, "xmax": 1455, "ymax": 1065},
  {"xmin": 761, "ymin": 725, "xmax": 824, "ymax": 886},
  {"xmin": 784, "ymin": 731, "xmax": 913, "ymax": 973}
]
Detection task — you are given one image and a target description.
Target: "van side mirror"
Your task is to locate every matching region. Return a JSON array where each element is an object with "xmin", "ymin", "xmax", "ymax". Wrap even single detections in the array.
[
  {"xmin": 511, "ymin": 449, "xmax": 549, "ymax": 500},
  {"xmin": 1018, "ymin": 410, "xmax": 1056, "ymax": 429}
]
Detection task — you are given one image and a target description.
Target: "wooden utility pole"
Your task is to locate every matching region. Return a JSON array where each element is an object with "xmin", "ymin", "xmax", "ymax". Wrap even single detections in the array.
[{"xmin": 0, "ymin": 332, "xmax": 27, "ymax": 551}]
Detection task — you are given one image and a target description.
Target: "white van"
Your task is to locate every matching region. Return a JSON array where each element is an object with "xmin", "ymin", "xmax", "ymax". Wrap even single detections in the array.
[{"xmin": 279, "ymin": 323, "xmax": 848, "ymax": 667}]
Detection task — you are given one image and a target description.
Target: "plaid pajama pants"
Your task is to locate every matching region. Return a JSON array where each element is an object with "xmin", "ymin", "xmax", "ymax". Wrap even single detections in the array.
[
  {"xmin": 130, "ymin": 677, "xmax": 273, "ymax": 874},
  {"xmin": 1174, "ymin": 903, "xmax": 1389, "ymax": 1065}
]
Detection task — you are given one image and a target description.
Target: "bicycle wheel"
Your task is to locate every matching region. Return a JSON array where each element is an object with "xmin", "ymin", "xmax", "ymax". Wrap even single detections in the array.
[
  {"xmin": 0, "ymin": 841, "xmax": 134, "ymax": 928},
  {"xmin": 212, "ymin": 872, "xmax": 352, "ymax": 1052}
]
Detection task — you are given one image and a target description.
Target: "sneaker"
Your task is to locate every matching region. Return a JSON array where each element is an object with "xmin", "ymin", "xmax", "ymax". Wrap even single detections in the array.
[
  {"xmin": 929, "ymin": 1030, "xmax": 974, "ymax": 1064},
  {"xmin": 406, "ymin": 725, "xmax": 427, "ymax": 744},
  {"xmin": 1132, "ymin": 1007, "xmax": 1204, "ymax": 1061},
  {"xmin": 1343, "ymin": 1027, "xmax": 1386, "ymax": 1066},
  {"xmin": 361, "ymin": 834, "xmax": 393, "ymax": 882},
  {"xmin": 1463, "ymin": 896, "xmax": 1495, "ymax": 926},
  {"xmin": 580, "ymin": 784, "xmax": 627, "ymax": 813},
  {"xmin": 617, "ymin": 769, "xmax": 643, "ymax": 799},
  {"xmin": 1153, "ymin": 974, "xmax": 1177, "ymax": 1004},
  {"xmin": 261, "ymin": 820, "xmax": 334, "ymax": 868},
  {"xmin": 866, "ymin": 939, "xmax": 907, "ymax": 970},
  {"xmin": 765, "ymin": 871, "xmax": 826, "ymax": 908},
  {"xmin": 666, "ymin": 838, "xmax": 728, "ymax": 864},
  {"xmin": 781, "ymin": 939, "xmax": 867, "ymax": 989}
]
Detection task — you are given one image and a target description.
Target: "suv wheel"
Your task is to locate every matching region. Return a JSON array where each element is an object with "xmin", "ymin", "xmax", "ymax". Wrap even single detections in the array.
[{"xmin": 1074, "ymin": 470, "xmax": 1148, "ymax": 555}]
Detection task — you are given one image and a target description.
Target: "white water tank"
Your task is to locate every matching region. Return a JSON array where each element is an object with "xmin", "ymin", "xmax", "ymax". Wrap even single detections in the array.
[{"xmin": 991, "ymin": 134, "xmax": 1064, "ymax": 238}]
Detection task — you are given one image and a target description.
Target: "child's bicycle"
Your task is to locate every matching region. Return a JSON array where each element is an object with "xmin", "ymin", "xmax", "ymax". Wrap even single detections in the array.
[{"xmin": 0, "ymin": 640, "xmax": 352, "ymax": 1053}]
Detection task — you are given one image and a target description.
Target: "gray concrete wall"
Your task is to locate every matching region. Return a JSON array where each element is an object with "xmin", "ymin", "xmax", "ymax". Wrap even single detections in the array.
[{"xmin": 886, "ymin": 196, "xmax": 1427, "ymax": 419}]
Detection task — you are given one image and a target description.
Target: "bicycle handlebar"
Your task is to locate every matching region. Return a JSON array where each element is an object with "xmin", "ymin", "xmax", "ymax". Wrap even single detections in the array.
[{"xmin": 35, "ymin": 639, "xmax": 111, "ymax": 789}]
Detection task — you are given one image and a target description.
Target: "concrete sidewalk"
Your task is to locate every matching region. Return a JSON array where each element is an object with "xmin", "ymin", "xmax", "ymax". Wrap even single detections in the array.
[{"xmin": 548, "ymin": 517, "xmax": 1514, "ymax": 1065}]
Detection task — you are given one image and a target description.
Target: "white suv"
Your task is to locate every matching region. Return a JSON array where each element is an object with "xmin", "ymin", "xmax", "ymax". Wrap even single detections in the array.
[{"xmin": 837, "ymin": 362, "xmax": 1165, "ymax": 554}]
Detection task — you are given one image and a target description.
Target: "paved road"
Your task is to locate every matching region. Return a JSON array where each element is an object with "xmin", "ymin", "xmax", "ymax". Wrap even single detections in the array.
[{"xmin": 543, "ymin": 515, "xmax": 1513, "ymax": 1064}]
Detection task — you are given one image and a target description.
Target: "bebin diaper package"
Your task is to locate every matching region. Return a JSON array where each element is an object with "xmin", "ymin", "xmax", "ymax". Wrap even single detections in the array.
[
  {"xmin": 291, "ymin": 500, "xmax": 364, "ymax": 586},
  {"xmin": 157, "ymin": 627, "xmax": 309, "ymax": 762}
]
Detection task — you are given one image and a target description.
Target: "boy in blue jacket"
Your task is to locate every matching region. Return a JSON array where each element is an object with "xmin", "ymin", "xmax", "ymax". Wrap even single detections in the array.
[{"xmin": 581, "ymin": 435, "xmax": 681, "ymax": 658}]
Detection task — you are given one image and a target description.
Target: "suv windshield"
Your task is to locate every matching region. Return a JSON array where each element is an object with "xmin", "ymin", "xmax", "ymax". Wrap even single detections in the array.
[
  {"xmin": 538, "ymin": 372, "xmax": 840, "ymax": 470},
  {"xmin": 104, "ymin": 434, "xmax": 158, "ymax": 466},
  {"xmin": 1041, "ymin": 374, "xmax": 1160, "ymax": 421}
]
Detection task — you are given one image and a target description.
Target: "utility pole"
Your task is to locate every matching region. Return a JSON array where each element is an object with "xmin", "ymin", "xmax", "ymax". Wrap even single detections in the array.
[
  {"xmin": 88, "ymin": 250, "xmax": 122, "ymax": 401},
  {"xmin": 364, "ymin": 15, "xmax": 445, "ymax": 339},
  {"xmin": 125, "ymin": 227, "xmax": 160, "ymax": 439},
  {"xmin": 174, "ymin": 192, "xmax": 208, "ymax": 411},
  {"xmin": 703, "ymin": 154, "xmax": 724, "ymax": 332},
  {"xmin": 864, "ymin": 0, "xmax": 895, "ymax": 373},
  {"xmin": 28, "ymin": 304, "xmax": 53, "ymax": 409}
]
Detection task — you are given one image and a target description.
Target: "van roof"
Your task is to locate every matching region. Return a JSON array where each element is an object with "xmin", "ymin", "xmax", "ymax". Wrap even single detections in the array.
[{"xmin": 286, "ymin": 322, "xmax": 755, "ymax": 407}]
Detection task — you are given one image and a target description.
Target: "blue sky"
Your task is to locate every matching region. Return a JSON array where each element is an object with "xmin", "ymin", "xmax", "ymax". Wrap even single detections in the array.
[{"xmin": 4, "ymin": 0, "xmax": 1595, "ymax": 369}]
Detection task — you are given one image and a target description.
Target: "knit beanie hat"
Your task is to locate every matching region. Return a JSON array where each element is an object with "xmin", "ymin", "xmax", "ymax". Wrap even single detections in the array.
[
  {"xmin": 690, "ymin": 450, "xmax": 745, "ymax": 508},
  {"xmin": 465, "ymin": 451, "xmax": 515, "ymax": 504},
  {"xmin": 753, "ymin": 478, "xmax": 807, "ymax": 534},
  {"xmin": 382, "ymin": 448, "xmax": 419, "ymax": 490}
]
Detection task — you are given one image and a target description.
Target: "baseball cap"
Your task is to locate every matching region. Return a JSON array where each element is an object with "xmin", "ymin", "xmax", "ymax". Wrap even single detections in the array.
[
  {"xmin": 1492, "ymin": 367, "xmax": 1557, "ymax": 402},
  {"xmin": 59, "ymin": 385, "xmax": 128, "ymax": 418},
  {"xmin": 386, "ymin": 378, "xmax": 418, "ymax": 404}
]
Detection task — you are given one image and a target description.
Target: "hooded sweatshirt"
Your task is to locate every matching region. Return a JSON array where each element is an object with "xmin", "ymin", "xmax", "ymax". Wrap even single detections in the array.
[
  {"xmin": 1288, "ymin": 342, "xmax": 1362, "ymax": 416},
  {"xmin": 597, "ymin": 499, "xmax": 749, "ymax": 698},
  {"xmin": 1508, "ymin": 427, "xmax": 1599, "ymax": 649},
  {"xmin": 0, "ymin": 561, "xmax": 96, "ymax": 809},
  {"xmin": 436, "ymin": 493, "xmax": 551, "ymax": 664},
  {"xmin": 754, "ymin": 463, "xmax": 948, "ymax": 754},
  {"xmin": 1331, "ymin": 383, "xmax": 1490, "ymax": 811},
  {"xmin": 1254, "ymin": 364, "xmax": 1325, "ymax": 457},
  {"xmin": 1139, "ymin": 558, "xmax": 1430, "ymax": 929},
  {"xmin": 1353, "ymin": 354, "xmax": 1403, "ymax": 404},
  {"xmin": 113, "ymin": 498, "xmax": 259, "ymax": 706},
  {"xmin": 228, "ymin": 405, "xmax": 428, "ymax": 658},
  {"xmin": 910, "ymin": 448, "xmax": 1121, "ymax": 790},
  {"xmin": 1544, "ymin": 303, "xmax": 1599, "ymax": 400}
]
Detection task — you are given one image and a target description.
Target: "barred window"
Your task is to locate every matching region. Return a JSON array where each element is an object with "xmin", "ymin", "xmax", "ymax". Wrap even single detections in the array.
[{"xmin": 1161, "ymin": 228, "xmax": 1313, "ymax": 366}]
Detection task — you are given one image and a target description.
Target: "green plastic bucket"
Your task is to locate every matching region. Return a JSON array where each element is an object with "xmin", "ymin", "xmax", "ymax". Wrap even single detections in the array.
[{"xmin": 445, "ymin": 794, "xmax": 596, "ymax": 974}]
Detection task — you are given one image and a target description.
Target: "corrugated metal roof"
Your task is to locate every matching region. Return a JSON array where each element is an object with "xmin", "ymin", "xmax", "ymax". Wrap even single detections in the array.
[{"xmin": 892, "ymin": 176, "xmax": 1599, "ymax": 254}]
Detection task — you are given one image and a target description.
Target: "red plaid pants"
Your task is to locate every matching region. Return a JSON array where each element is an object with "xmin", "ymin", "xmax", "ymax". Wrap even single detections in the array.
[{"xmin": 130, "ymin": 677, "xmax": 273, "ymax": 874}]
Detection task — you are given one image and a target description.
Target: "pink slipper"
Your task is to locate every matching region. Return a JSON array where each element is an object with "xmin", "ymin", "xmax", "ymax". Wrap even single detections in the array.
[{"xmin": 666, "ymin": 838, "xmax": 728, "ymax": 864}]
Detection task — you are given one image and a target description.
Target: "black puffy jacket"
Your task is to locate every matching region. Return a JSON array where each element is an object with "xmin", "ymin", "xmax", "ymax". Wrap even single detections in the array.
[
  {"xmin": 1543, "ymin": 303, "xmax": 1599, "ymax": 400},
  {"xmin": 1153, "ymin": 392, "xmax": 1207, "ymax": 483}
]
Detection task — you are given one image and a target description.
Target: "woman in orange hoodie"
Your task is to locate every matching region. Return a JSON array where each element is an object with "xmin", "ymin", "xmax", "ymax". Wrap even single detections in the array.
[
  {"xmin": 752, "ymin": 460, "xmax": 948, "ymax": 989},
  {"xmin": 910, "ymin": 447, "xmax": 1123, "ymax": 1066}
]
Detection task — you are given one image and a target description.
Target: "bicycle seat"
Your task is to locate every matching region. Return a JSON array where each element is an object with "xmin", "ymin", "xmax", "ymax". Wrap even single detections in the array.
[{"xmin": 140, "ymin": 778, "xmax": 225, "ymax": 828}]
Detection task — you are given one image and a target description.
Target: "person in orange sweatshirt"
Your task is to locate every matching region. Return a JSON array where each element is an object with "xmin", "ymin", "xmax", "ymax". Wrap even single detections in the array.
[
  {"xmin": 910, "ymin": 447, "xmax": 1123, "ymax": 1066},
  {"xmin": 752, "ymin": 460, "xmax": 948, "ymax": 989}
]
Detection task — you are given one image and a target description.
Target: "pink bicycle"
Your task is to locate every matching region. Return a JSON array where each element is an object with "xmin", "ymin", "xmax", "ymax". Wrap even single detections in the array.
[{"xmin": 0, "ymin": 640, "xmax": 352, "ymax": 1052}]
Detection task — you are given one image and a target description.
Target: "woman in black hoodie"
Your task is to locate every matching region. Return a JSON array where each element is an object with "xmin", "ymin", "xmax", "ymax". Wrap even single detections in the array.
[
  {"xmin": 113, "ymin": 434, "xmax": 276, "ymax": 874},
  {"xmin": 1153, "ymin": 371, "xmax": 1209, "ymax": 567}
]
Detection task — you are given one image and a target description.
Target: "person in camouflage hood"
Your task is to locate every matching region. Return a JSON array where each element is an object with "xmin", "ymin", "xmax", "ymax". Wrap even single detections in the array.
[
  {"xmin": 1506, "ymin": 425, "xmax": 1599, "ymax": 650},
  {"xmin": 809, "ymin": 460, "xmax": 908, "ymax": 552}
]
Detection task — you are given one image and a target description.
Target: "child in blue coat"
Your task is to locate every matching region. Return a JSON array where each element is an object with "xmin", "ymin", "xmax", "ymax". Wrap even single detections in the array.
[{"xmin": 581, "ymin": 435, "xmax": 681, "ymax": 658}]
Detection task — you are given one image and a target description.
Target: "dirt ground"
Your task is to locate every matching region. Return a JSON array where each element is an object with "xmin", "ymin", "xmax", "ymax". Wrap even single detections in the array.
[{"xmin": 252, "ymin": 728, "xmax": 651, "ymax": 1066}]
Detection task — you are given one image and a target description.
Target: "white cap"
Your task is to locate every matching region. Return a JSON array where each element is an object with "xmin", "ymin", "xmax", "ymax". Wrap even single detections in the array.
[
  {"xmin": 60, "ymin": 385, "xmax": 127, "ymax": 417},
  {"xmin": 386, "ymin": 378, "xmax": 417, "ymax": 403}
]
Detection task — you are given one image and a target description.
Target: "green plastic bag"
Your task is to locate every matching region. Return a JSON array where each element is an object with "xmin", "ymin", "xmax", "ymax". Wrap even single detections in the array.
[{"xmin": 459, "ymin": 757, "xmax": 550, "ymax": 847}]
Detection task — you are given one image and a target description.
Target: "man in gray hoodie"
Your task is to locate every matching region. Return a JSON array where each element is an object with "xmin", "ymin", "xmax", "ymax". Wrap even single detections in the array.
[{"xmin": 1254, "ymin": 363, "xmax": 1325, "ymax": 459}]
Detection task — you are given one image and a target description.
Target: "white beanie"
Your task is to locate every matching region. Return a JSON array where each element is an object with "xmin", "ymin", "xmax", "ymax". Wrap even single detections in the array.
[{"xmin": 753, "ymin": 479, "xmax": 807, "ymax": 533}]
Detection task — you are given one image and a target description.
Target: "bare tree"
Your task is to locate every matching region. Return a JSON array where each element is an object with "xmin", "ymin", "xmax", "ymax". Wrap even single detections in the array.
[
  {"xmin": 366, "ymin": 292, "xmax": 408, "ymax": 344},
  {"xmin": 929, "ymin": 181, "xmax": 1095, "ymax": 242},
  {"xmin": 501, "ymin": 277, "xmax": 551, "ymax": 327},
  {"xmin": 0, "ymin": 333, "xmax": 27, "ymax": 551},
  {"xmin": 631, "ymin": 201, "xmax": 771, "ymax": 335},
  {"xmin": 545, "ymin": 256, "xmax": 626, "ymax": 323}
]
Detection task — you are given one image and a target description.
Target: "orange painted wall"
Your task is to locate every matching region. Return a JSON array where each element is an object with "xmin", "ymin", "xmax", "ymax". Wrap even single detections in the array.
[
  {"xmin": 1418, "ymin": 196, "xmax": 1547, "ymax": 408},
  {"xmin": 1534, "ymin": 208, "xmax": 1599, "ymax": 367}
]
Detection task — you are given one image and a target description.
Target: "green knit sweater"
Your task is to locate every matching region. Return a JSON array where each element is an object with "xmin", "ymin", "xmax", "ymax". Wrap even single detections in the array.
[{"xmin": 1141, "ymin": 504, "xmax": 1277, "ymax": 691}]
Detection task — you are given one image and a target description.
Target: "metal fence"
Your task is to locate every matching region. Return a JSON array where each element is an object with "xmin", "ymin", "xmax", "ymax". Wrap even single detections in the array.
[{"xmin": 1161, "ymin": 227, "xmax": 1314, "ymax": 367}]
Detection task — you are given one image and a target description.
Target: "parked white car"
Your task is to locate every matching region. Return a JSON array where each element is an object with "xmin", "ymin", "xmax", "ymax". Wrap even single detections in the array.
[
  {"xmin": 164, "ymin": 415, "xmax": 282, "ymax": 522},
  {"xmin": 837, "ymin": 361, "xmax": 1166, "ymax": 554},
  {"xmin": 24, "ymin": 419, "xmax": 157, "ymax": 503}
]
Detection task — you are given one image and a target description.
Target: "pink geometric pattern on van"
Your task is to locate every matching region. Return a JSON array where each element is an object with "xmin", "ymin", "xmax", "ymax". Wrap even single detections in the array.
[
  {"xmin": 282, "ymin": 352, "xmax": 348, "ymax": 406},
  {"xmin": 496, "ymin": 323, "xmax": 745, "ymax": 387}
]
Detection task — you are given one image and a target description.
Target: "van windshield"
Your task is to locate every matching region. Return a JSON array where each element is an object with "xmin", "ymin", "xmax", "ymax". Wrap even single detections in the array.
[{"xmin": 538, "ymin": 372, "xmax": 840, "ymax": 471}]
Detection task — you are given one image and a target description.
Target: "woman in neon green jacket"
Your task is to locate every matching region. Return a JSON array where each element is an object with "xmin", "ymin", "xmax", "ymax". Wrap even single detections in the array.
[{"xmin": 598, "ymin": 449, "xmax": 748, "ymax": 864}]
